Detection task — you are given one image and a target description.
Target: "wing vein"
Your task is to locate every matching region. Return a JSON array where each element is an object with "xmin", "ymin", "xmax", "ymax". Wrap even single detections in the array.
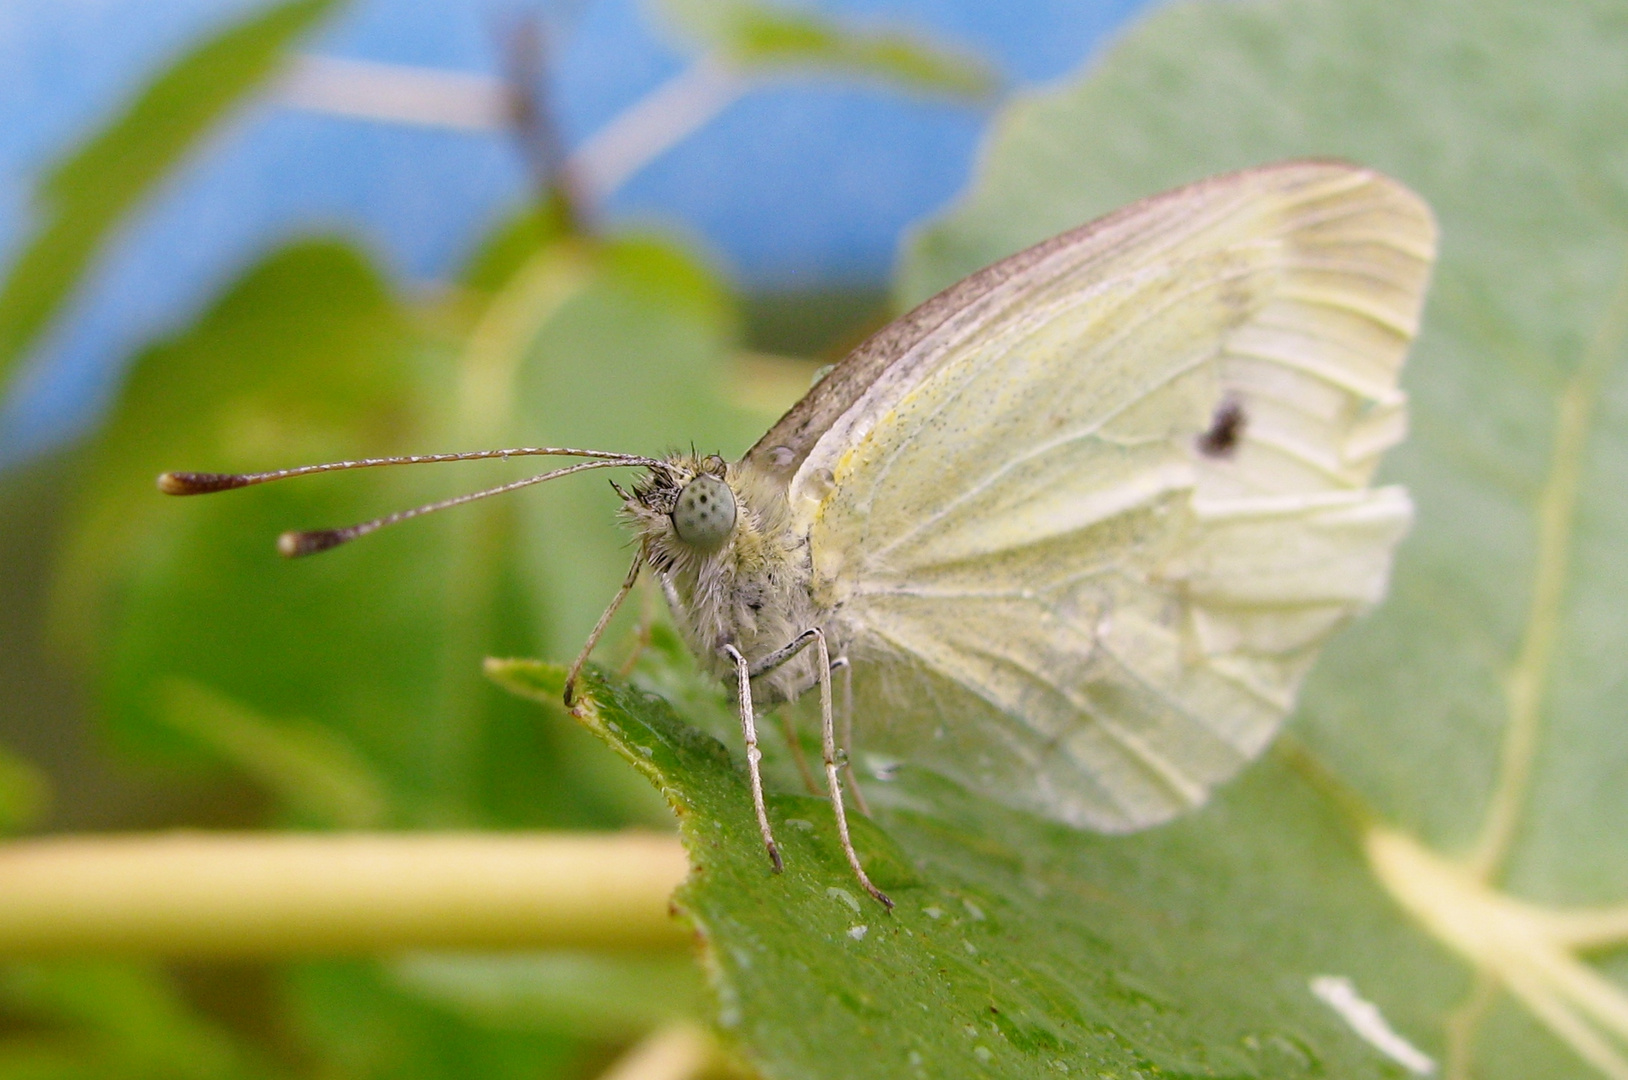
[{"xmin": 948, "ymin": 636, "xmax": 1212, "ymax": 810}]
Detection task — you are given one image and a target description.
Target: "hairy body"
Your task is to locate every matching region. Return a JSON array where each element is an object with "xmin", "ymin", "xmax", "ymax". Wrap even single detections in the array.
[{"xmin": 623, "ymin": 454, "xmax": 829, "ymax": 704}]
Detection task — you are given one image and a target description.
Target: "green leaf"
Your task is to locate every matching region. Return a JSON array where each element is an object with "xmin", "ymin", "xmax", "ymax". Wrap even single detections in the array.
[
  {"xmin": 390, "ymin": 952, "xmax": 705, "ymax": 1039},
  {"xmin": 0, "ymin": 746, "xmax": 50, "ymax": 834},
  {"xmin": 51, "ymin": 238, "xmax": 421, "ymax": 759},
  {"xmin": 901, "ymin": 0, "xmax": 1628, "ymax": 1075},
  {"xmin": 491, "ymin": 662, "xmax": 1451, "ymax": 1079},
  {"xmin": 0, "ymin": 962, "xmax": 260, "ymax": 1080},
  {"xmin": 0, "ymin": 456, "xmax": 109, "ymax": 842},
  {"xmin": 0, "ymin": 0, "xmax": 342, "ymax": 393},
  {"xmin": 656, "ymin": 0, "xmax": 998, "ymax": 100},
  {"xmin": 458, "ymin": 200, "xmax": 577, "ymax": 295},
  {"xmin": 55, "ymin": 232, "xmax": 620, "ymax": 831},
  {"xmin": 156, "ymin": 679, "xmax": 389, "ymax": 828},
  {"xmin": 284, "ymin": 961, "xmax": 581, "ymax": 1080}
]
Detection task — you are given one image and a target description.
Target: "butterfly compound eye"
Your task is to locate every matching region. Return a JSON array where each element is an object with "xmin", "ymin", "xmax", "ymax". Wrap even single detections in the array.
[{"xmin": 671, "ymin": 474, "xmax": 737, "ymax": 551}]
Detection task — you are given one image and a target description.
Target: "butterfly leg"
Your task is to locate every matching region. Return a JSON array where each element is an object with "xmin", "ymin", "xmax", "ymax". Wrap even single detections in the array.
[
  {"xmin": 616, "ymin": 574, "xmax": 662, "ymax": 677},
  {"xmin": 748, "ymin": 642, "xmax": 845, "ymax": 794},
  {"xmin": 746, "ymin": 631, "xmax": 890, "ymax": 908},
  {"xmin": 777, "ymin": 710, "xmax": 822, "ymax": 796},
  {"xmin": 564, "ymin": 546, "xmax": 645, "ymax": 707},
  {"xmin": 808, "ymin": 630, "xmax": 892, "ymax": 910},
  {"xmin": 830, "ymin": 657, "xmax": 871, "ymax": 816},
  {"xmin": 721, "ymin": 644, "xmax": 783, "ymax": 873}
]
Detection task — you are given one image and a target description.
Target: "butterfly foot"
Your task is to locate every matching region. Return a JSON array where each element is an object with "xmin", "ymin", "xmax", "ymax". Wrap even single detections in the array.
[
  {"xmin": 561, "ymin": 678, "xmax": 590, "ymax": 718},
  {"xmin": 765, "ymin": 839, "xmax": 784, "ymax": 874}
]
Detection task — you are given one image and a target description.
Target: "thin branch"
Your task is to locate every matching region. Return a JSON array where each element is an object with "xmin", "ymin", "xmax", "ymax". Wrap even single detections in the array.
[
  {"xmin": 569, "ymin": 59, "xmax": 746, "ymax": 205},
  {"xmin": 274, "ymin": 53, "xmax": 747, "ymax": 206},
  {"xmin": 502, "ymin": 15, "xmax": 590, "ymax": 224},
  {"xmin": 277, "ymin": 54, "xmax": 510, "ymax": 130}
]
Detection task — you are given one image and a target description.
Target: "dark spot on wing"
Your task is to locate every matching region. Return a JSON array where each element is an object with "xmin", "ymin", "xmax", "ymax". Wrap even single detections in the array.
[{"xmin": 1197, "ymin": 399, "xmax": 1247, "ymax": 459}]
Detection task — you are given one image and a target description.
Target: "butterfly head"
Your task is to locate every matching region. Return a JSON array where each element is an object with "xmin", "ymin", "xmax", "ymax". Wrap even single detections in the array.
[{"xmin": 620, "ymin": 453, "xmax": 741, "ymax": 569}]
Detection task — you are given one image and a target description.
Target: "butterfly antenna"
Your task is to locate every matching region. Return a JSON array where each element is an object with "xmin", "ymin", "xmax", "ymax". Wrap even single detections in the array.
[
  {"xmin": 157, "ymin": 447, "xmax": 657, "ymax": 495},
  {"xmin": 278, "ymin": 458, "xmax": 656, "ymax": 557},
  {"xmin": 157, "ymin": 447, "xmax": 661, "ymax": 557}
]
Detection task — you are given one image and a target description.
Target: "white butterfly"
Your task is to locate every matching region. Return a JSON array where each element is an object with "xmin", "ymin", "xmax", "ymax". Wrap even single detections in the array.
[{"xmin": 163, "ymin": 160, "xmax": 1436, "ymax": 909}]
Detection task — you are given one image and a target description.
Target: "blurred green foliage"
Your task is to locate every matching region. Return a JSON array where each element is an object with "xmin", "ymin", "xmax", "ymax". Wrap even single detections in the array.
[
  {"xmin": 391, "ymin": 952, "xmax": 706, "ymax": 1040},
  {"xmin": 0, "ymin": 962, "xmax": 258, "ymax": 1080},
  {"xmin": 656, "ymin": 0, "xmax": 999, "ymax": 100},
  {"xmin": 0, "ymin": 0, "xmax": 947, "ymax": 1075},
  {"xmin": 0, "ymin": 0, "xmax": 1623, "ymax": 1077}
]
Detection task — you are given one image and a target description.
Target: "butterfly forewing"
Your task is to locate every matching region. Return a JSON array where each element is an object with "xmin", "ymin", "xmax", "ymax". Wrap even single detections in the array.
[{"xmin": 784, "ymin": 162, "xmax": 1435, "ymax": 830}]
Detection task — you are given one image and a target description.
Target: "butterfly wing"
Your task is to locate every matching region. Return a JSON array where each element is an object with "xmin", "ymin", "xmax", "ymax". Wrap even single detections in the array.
[{"xmin": 789, "ymin": 161, "xmax": 1435, "ymax": 831}]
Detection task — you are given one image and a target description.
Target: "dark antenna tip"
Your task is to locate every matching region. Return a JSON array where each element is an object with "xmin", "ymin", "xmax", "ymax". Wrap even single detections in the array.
[
  {"xmin": 278, "ymin": 530, "xmax": 348, "ymax": 558},
  {"xmin": 158, "ymin": 471, "xmax": 251, "ymax": 495}
]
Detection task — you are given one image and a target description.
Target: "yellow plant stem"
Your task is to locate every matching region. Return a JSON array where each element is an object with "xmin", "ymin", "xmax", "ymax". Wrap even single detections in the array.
[
  {"xmin": 0, "ymin": 831, "xmax": 687, "ymax": 957},
  {"xmin": 595, "ymin": 1023, "xmax": 722, "ymax": 1080},
  {"xmin": 1468, "ymin": 249, "xmax": 1628, "ymax": 882},
  {"xmin": 1368, "ymin": 826, "xmax": 1628, "ymax": 1079}
]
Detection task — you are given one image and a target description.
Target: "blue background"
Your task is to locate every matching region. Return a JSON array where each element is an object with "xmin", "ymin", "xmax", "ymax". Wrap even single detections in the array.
[{"xmin": 0, "ymin": 0, "xmax": 1152, "ymax": 465}]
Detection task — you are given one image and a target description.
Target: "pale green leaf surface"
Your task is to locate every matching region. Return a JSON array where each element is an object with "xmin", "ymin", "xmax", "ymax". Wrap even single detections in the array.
[
  {"xmin": 0, "ymin": 0, "xmax": 341, "ymax": 392},
  {"xmin": 53, "ymin": 240, "xmax": 431, "ymax": 771},
  {"xmin": 900, "ymin": 0, "xmax": 1628, "ymax": 1074}
]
